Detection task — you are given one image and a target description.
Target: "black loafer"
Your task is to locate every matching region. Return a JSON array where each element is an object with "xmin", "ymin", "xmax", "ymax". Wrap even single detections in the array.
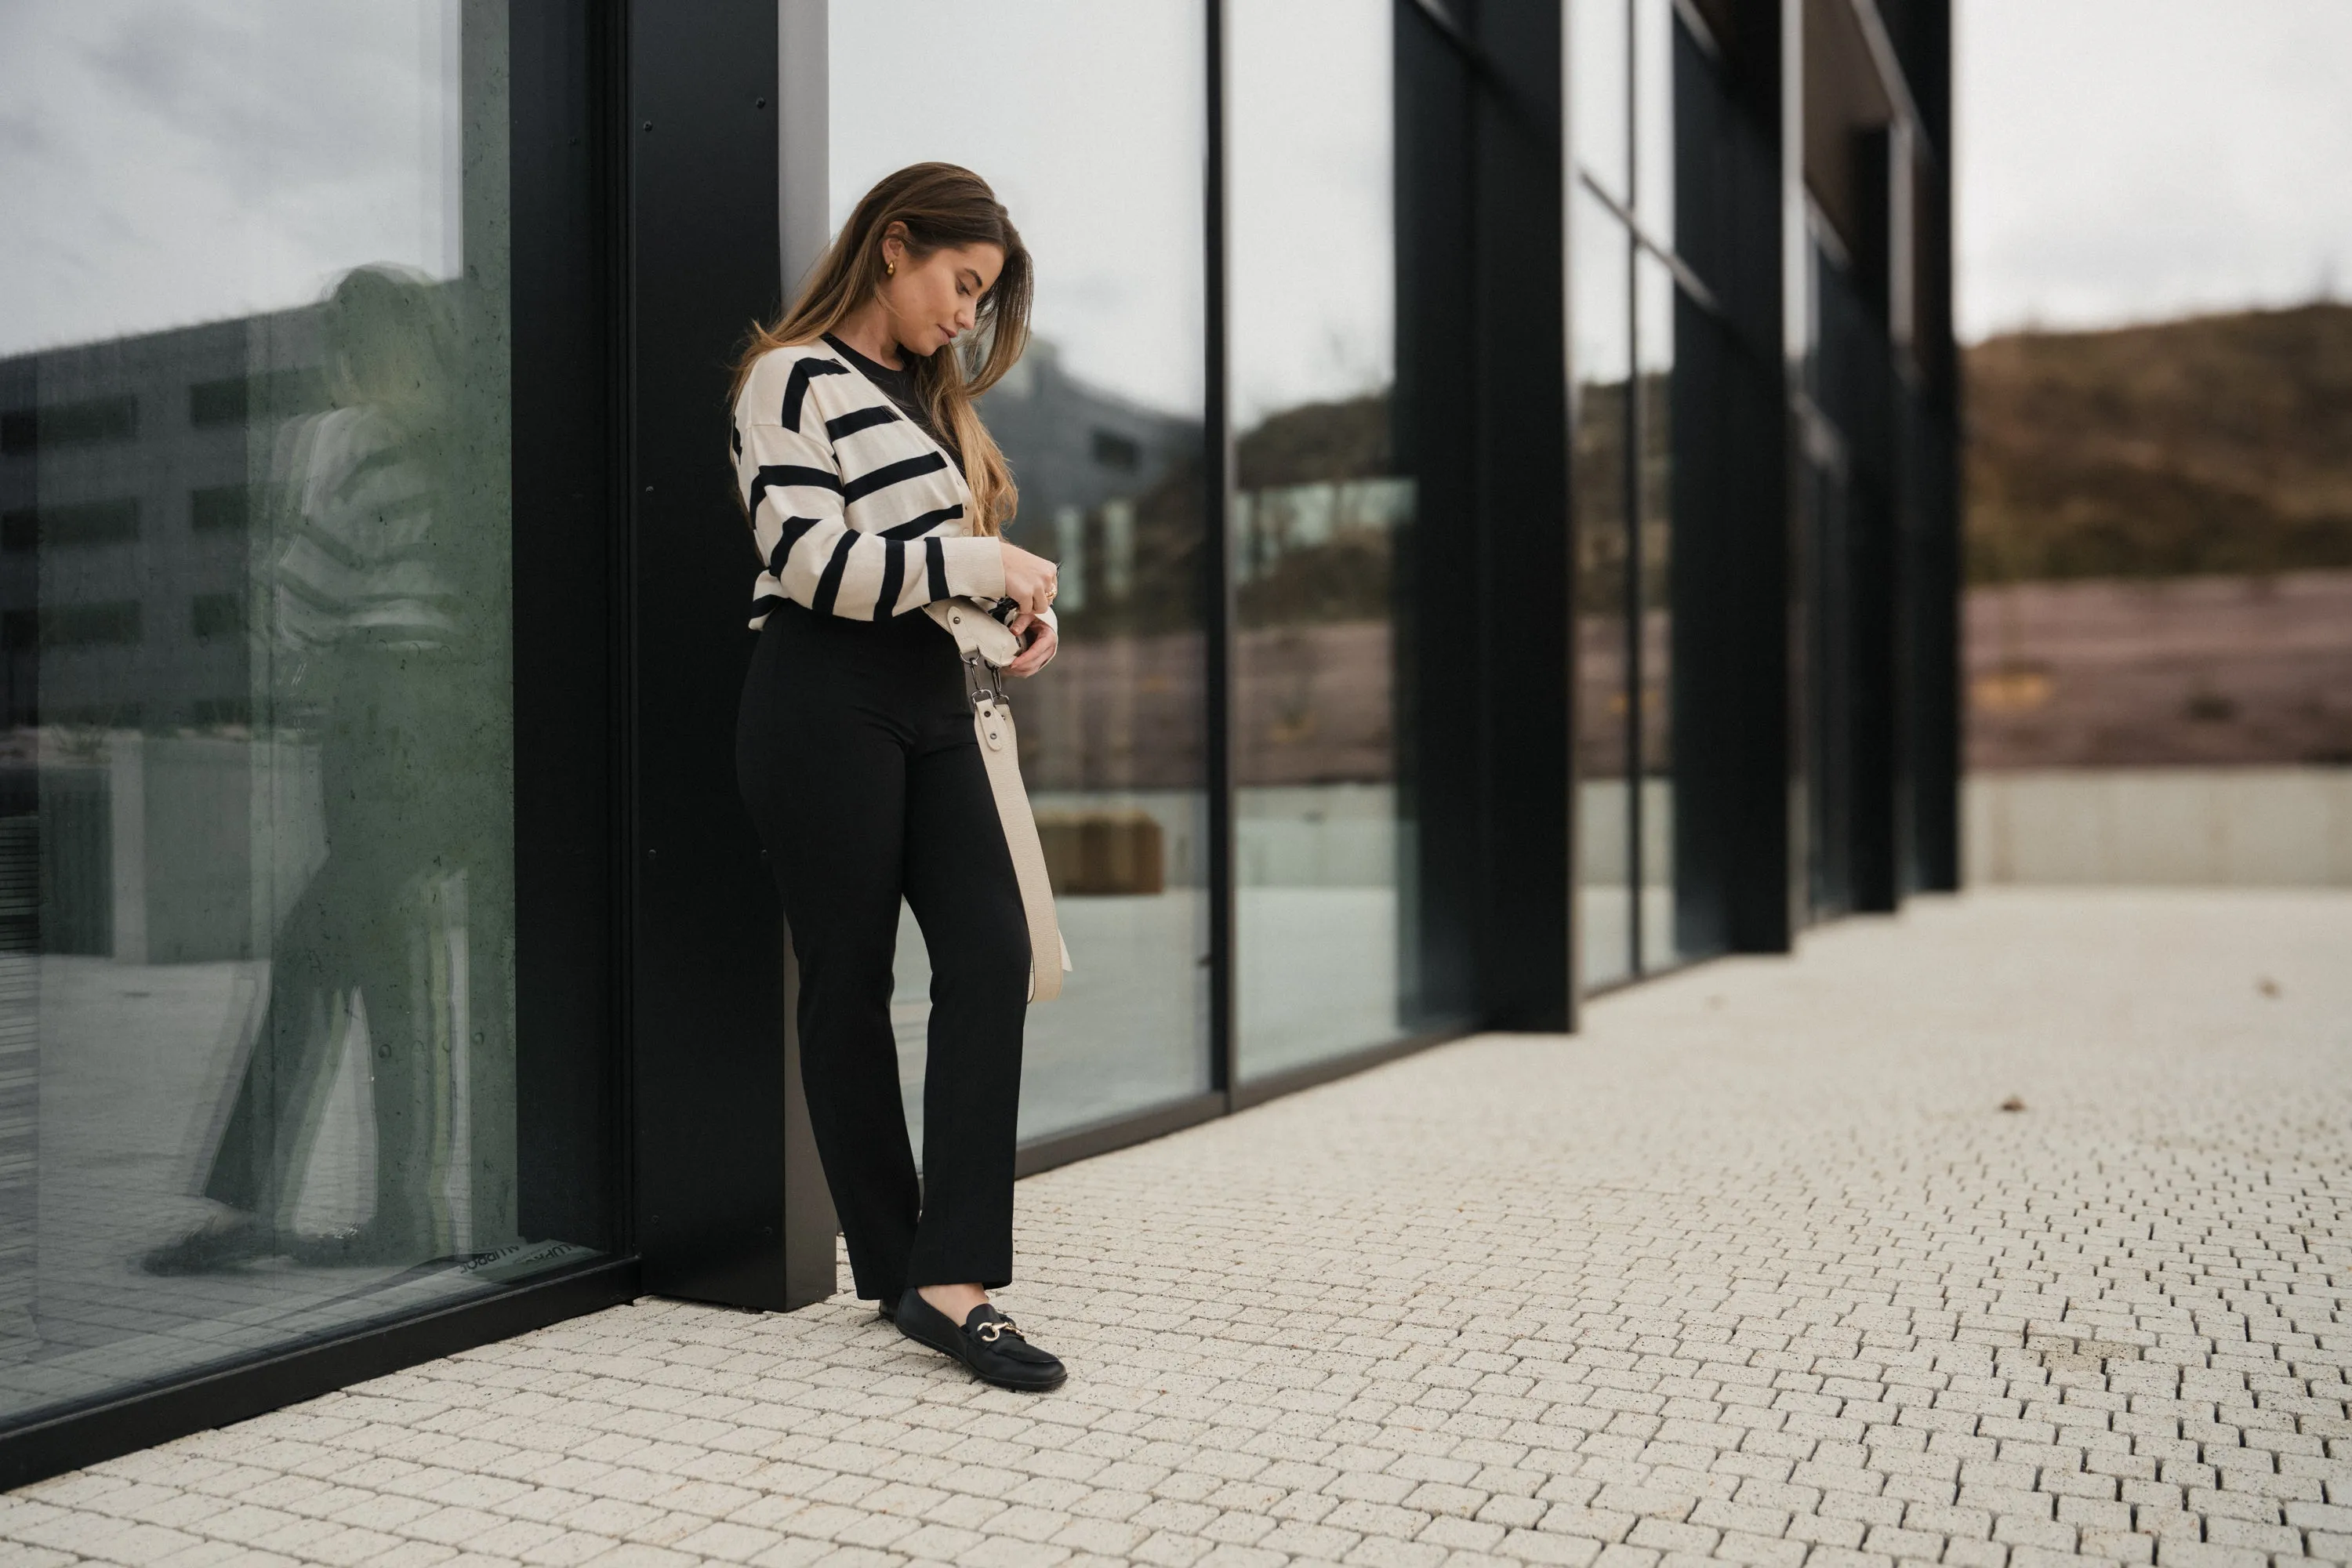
[
  {"xmin": 875, "ymin": 1296, "xmax": 896, "ymax": 1323},
  {"xmin": 140, "ymin": 1210, "xmax": 267, "ymax": 1276},
  {"xmin": 894, "ymin": 1289, "xmax": 1066, "ymax": 1392}
]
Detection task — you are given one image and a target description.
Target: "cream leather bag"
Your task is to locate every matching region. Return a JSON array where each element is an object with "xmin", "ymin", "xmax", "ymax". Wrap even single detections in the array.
[{"xmin": 924, "ymin": 601, "xmax": 1072, "ymax": 1003}]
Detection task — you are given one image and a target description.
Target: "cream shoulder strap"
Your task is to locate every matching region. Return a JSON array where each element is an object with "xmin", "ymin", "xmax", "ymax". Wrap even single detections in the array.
[{"xmin": 961, "ymin": 649, "xmax": 1072, "ymax": 1003}]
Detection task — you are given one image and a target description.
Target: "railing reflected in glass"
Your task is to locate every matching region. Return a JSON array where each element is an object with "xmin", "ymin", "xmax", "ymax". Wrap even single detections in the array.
[
  {"xmin": 1229, "ymin": 0, "xmax": 1411, "ymax": 1077},
  {"xmin": 830, "ymin": 0, "xmax": 1213, "ymax": 1145},
  {"xmin": 0, "ymin": 1, "xmax": 600, "ymax": 1436}
]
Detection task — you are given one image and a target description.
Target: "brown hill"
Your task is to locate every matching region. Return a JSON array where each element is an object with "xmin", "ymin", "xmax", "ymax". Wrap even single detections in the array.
[{"xmin": 1964, "ymin": 303, "xmax": 2352, "ymax": 583}]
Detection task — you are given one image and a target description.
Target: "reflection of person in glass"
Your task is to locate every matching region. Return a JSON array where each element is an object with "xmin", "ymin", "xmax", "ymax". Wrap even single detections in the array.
[
  {"xmin": 147, "ymin": 264, "xmax": 503, "ymax": 1275},
  {"xmin": 732, "ymin": 165, "xmax": 1069, "ymax": 1389}
]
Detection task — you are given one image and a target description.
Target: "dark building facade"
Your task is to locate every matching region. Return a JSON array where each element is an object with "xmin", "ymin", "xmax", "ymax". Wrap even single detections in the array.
[{"xmin": 0, "ymin": 0, "xmax": 1953, "ymax": 1483}]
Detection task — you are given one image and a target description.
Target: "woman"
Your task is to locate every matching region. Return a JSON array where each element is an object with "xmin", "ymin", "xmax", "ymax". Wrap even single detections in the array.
[
  {"xmin": 730, "ymin": 163, "xmax": 1068, "ymax": 1392},
  {"xmin": 149, "ymin": 263, "xmax": 505, "ymax": 1276}
]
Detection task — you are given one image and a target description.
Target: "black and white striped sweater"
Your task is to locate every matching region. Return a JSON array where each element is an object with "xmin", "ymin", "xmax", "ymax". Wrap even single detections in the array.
[{"xmin": 729, "ymin": 340, "xmax": 1054, "ymax": 658}]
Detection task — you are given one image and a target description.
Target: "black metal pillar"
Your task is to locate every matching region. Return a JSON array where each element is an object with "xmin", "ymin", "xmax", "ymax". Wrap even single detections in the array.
[
  {"xmin": 627, "ymin": 1, "xmax": 831, "ymax": 1310},
  {"xmin": 511, "ymin": 0, "xmax": 625, "ymax": 1259},
  {"xmin": 1668, "ymin": 0, "xmax": 1797, "ymax": 953},
  {"xmin": 1911, "ymin": 9, "xmax": 1962, "ymax": 895},
  {"xmin": 1396, "ymin": 2, "xmax": 1483, "ymax": 1029},
  {"xmin": 1398, "ymin": 0, "xmax": 1572, "ymax": 1032}
]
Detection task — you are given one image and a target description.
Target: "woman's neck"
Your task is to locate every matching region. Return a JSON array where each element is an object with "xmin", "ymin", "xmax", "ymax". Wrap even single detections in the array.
[{"xmin": 829, "ymin": 303, "xmax": 906, "ymax": 371}]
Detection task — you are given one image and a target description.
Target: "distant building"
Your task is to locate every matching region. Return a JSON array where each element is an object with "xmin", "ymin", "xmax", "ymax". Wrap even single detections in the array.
[{"xmin": 0, "ymin": 310, "xmax": 327, "ymax": 732}]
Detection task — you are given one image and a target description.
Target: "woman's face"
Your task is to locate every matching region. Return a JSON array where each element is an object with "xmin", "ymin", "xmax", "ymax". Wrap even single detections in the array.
[{"xmin": 880, "ymin": 234, "xmax": 1005, "ymax": 357}]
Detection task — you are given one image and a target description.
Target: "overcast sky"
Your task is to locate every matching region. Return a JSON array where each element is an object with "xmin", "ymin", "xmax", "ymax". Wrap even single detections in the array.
[
  {"xmin": 8, "ymin": 2, "xmax": 2347, "ymax": 365},
  {"xmin": 829, "ymin": 2, "xmax": 1207, "ymax": 419},
  {"xmin": 0, "ymin": 2, "xmax": 460, "ymax": 360},
  {"xmin": 831, "ymin": 0, "xmax": 1392, "ymax": 426},
  {"xmin": 1956, "ymin": 0, "xmax": 2352, "ymax": 342}
]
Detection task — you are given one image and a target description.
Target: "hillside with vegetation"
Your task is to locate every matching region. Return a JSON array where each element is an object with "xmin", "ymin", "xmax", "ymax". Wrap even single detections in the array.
[
  {"xmin": 1965, "ymin": 302, "xmax": 2352, "ymax": 583},
  {"xmin": 1963, "ymin": 303, "xmax": 2352, "ymax": 769}
]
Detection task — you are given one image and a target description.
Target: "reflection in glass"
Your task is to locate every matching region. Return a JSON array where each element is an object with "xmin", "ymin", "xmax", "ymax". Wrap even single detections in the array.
[
  {"xmin": 1632, "ymin": 0, "xmax": 1677, "ymax": 248},
  {"xmin": 1802, "ymin": 238, "xmax": 1860, "ymax": 919},
  {"xmin": 1227, "ymin": 0, "xmax": 1408, "ymax": 1078},
  {"xmin": 221, "ymin": 262, "xmax": 516, "ymax": 1265},
  {"xmin": 1570, "ymin": 0, "xmax": 1631, "ymax": 200},
  {"xmin": 1571, "ymin": 188, "xmax": 1634, "ymax": 989},
  {"xmin": 0, "ymin": 2, "xmax": 591, "ymax": 1436},
  {"xmin": 830, "ymin": 1, "xmax": 1211, "ymax": 1143},
  {"xmin": 1635, "ymin": 249, "xmax": 1679, "ymax": 966}
]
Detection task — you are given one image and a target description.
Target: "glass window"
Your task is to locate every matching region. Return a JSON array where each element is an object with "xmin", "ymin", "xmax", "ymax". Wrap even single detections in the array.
[
  {"xmin": 830, "ymin": 1, "xmax": 1212, "ymax": 1144},
  {"xmin": 1226, "ymin": 0, "xmax": 1408, "ymax": 1079},
  {"xmin": 1802, "ymin": 236, "xmax": 1860, "ymax": 919},
  {"xmin": 0, "ymin": 2, "xmax": 595, "ymax": 1434},
  {"xmin": 1632, "ymin": 0, "xmax": 1677, "ymax": 248},
  {"xmin": 1571, "ymin": 0, "xmax": 1632, "ymax": 202},
  {"xmin": 1571, "ymin": 187, "xmax": 1634, "ymax": 990},
  {"xmin": 1634, "ymin": 249, "xmax": 1679, "ymax": 967}
]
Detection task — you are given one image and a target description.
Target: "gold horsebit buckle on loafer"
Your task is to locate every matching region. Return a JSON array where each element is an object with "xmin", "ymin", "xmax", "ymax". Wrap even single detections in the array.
[{"xmin": 973, "ymin": 1317, "xmax": 1019, "ymax": 1343}]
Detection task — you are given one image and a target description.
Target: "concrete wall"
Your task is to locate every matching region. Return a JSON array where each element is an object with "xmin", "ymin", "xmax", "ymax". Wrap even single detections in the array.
[{"xmin": 1965, "ymin": 766, "xmax": 2352, "ymax": 886}]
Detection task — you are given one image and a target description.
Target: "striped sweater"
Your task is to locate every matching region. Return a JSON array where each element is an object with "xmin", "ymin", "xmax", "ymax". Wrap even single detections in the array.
[
  {"xmin": 270, "ymin": 405, "xmax": 460, "ymax": 656},
  {"xmin": 729, "ymin": 341, "xmax": 1054, "ymax": 658}
]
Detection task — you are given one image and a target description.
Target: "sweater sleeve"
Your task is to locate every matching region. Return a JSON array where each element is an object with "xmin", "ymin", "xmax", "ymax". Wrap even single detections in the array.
[
  {"xmin": 735, "ymin": 400, "xmax": 1005, "ymax": 625},
  {"xmin": 1030, "ymin": 603, "xmax": 1059, "ymax": 670}
]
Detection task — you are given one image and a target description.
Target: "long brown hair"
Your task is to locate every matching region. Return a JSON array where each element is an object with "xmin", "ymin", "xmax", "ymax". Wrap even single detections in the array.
[{"xmin": 731, "ymin": 162, "xmax": 1033, "ymax": 532}]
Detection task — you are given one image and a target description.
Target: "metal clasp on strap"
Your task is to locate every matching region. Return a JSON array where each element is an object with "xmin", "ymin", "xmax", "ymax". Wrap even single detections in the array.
[
  {"xmin": 964, "ymin": 650, "xmax": 1014, "ymax": 753},
  {"xmin": 961, "ymin": 649, "xmax": 1006, "ymax": 711}
]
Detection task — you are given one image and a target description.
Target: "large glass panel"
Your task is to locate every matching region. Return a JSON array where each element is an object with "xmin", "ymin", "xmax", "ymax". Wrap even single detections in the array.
[
  {"xmin": 0, "ymin": 2, "xmax": 590, "ymax": 1434},
  {"xmin": 1572, "ymin": 189, "xmax": 1635, "ymax": 989},
  {"xmin": 1635, "ymin": 249, "xmax": 1679, "ymax": 967},
  {"xmin": 1228, "ymin": 0, "xmax": 1408, "ymax": 1078},
  {"xmin": 1803, "ymin": 234, "xmax": 1862, "ymax": 919},
  {"xmin": 1571, "ymin": 0, "xmax": 1632, "ymax": 201},
  {"xmin": 831, "ymin": 2, "xmax": 1211, "ymax": 1142}
]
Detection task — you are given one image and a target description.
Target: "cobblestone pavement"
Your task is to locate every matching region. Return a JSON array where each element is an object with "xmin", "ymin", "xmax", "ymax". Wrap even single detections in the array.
[{"xmin": 5, "ymin": 889, "xmax": 2348, "ymax": 1568}]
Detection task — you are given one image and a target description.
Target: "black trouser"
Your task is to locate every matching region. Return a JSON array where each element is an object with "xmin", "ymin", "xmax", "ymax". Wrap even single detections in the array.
[{"xmin": 735, "ymin": 601, "xmax": 1031, "ymax": 1301}]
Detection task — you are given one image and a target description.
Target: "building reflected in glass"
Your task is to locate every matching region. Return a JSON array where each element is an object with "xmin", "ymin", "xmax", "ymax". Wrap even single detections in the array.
[
  {"xmin": 1228, "ymin": 0, "xmax": 1414, "ymax": 1078},
  {"xmin": 0, "ymin": 0, "xmax": 608, "ymax": 1433}
]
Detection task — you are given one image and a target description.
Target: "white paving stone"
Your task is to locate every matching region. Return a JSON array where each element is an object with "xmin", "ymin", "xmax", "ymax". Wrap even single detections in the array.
[{"xmin": 5, "ymin": 889, "xmax": 2348, "ymax": 1567}]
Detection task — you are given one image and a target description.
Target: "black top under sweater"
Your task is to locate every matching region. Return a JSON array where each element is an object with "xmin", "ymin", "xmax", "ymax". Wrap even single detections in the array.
[{"xmin": 822, "ymin": 333, "xmax": 964, "ymax": 466}]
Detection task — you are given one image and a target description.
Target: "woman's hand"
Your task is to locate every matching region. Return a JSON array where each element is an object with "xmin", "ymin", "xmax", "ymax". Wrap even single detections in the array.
[
  {"xmin": 1000, "ymin": 539, "xmax": 1058, "ymax": 626},
  {"xmin": 1005, "ymin": 619, "xmax": 1057, "ymax": 678}
]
